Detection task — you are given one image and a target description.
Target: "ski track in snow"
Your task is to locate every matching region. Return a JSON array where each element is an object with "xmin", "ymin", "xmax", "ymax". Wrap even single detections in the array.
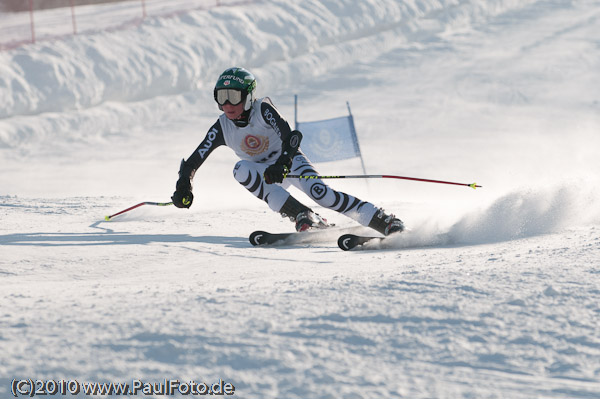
[{"xmin": 1, "ymin": 0, "xmax": 600, "ymax": 398}]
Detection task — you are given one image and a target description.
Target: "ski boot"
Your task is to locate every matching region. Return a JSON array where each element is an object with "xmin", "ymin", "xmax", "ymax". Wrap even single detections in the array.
[
  {"xmin": 368, "ymin": 209, "xmax": 404, "ymax": 236},
  {"xmin": 295, "ymin": 210, "xmax": 329, "ymax": 232},
  {"xmin": 279, "ymin": 195, "xmax": 329, "ymax": 232}
]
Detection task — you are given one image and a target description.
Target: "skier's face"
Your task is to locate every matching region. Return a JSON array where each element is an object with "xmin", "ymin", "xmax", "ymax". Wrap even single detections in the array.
[{"xmin": 222, "ymin": 102, "xmax": 245, "ymax": 120}]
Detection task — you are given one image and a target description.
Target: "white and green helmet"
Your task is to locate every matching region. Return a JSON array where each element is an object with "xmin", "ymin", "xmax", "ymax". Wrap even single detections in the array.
[{"xmin": 213, "ymin": 67, "xmax": 257, "ymax": 111}]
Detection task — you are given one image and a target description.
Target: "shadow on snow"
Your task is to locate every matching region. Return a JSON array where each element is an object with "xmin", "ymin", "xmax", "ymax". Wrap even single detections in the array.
[{"xmin": 0, "ymin": 221, "xmax": 248, "ymax": 248}]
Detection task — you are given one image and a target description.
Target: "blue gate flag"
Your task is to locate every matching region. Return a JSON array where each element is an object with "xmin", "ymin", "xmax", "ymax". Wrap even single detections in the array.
[
  {"xmin": 293, "ymin": 96, "xmax": 366, "ymax": 174},
  {"xmin": 296, "ymin": 115, "xmax": 361, "ymax": 163}
]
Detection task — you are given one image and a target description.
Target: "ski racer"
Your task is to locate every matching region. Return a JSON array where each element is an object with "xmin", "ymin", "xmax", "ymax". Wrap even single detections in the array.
[{"xmin": 171, "ymin": 67, "xmax": 404, "ymax": 235}]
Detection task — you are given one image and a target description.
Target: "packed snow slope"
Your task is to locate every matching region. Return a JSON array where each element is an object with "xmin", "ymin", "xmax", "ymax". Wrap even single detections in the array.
[{"xmin": 1, "ymin": 0, "xmax": 600, "ymax": 398}]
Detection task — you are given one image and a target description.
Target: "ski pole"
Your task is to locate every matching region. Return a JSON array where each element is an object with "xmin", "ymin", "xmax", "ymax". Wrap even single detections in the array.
[
  {"xmin": 104, "ymin": 201, "xmax": 173, "ymax": 221},
  {"xmin": 286, "ymin": 174, "xmax": 481, "ymax": 189}
]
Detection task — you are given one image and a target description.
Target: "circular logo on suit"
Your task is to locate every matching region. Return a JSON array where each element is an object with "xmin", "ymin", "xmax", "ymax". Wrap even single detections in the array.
[
  {"xmin": 310, "ymin": 183, "xmax": 327, "ymax": 200},
  {"xmin": 241, "ymin": 134, "xmax": 269, "ymax": 156},
  {"xmin": 290, "ymin": 134, "xmax": 300, "ymax": 149}
]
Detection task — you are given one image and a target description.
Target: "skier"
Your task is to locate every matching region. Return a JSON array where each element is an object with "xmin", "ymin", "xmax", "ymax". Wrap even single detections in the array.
[{"xmin": 171, "ymin": 67, "xmax": 404, "ymax": 235}]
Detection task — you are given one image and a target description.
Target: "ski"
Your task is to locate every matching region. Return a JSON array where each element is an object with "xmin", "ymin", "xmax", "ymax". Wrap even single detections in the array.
[
  {"xmin": 250, "ymin": 228, "xmax": 387, "ymax": 248},
  {"xmin": 249, "ymin": 230, "xmax": 298, "ymax": 246},
  {"xmin": 249, "ymin": 230, "xmax": 336, "ymax": 246},
  {"xmin": 250, "ymin": 225, "xmax": 359, "ymax": 247},
  {"xmin": 337, "ymin": 234, "xmax": 383, "ymax": 251}
]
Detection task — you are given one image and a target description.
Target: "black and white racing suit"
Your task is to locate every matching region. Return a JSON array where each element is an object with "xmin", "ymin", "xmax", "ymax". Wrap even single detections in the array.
[{"xmin": 181, "ymin": 97, "xmax": 379, "ymax": 226}]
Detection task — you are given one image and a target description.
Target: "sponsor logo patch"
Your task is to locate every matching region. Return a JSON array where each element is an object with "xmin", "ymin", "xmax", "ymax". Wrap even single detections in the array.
[
  {"xmin": 310, "ymin": 183, "xmax": 327, "ymax": 200},
  {"xmin": 290, "ymin": 134, "xmax": 300, "ymax": 149},
  {"xmin": 219, "ymin": 74, "xmax": 245, "ymax": 85},
  {"xmin": 263, "ymin": 108, "xmax": 281, "ymax": 137},
  {"xmin": 241, "ymin": 134, "xmax": 269, "ymax": 157},
  {"xmin": 198, "ymin": 128, "xmax": 219, "ymax": 158}
]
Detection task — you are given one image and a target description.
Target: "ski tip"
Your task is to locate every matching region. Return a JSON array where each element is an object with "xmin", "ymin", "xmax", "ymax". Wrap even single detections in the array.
[
  {"xmin": 338, "ymin": 234, "xmax": 384, "ymax": 251},
  {"xmin": 249, "ymin": 230, "xmax": 269, "ymax": 246},
  {"xmin": 338, "ymin": 234, "xmax": 359, "ymax": 251}
]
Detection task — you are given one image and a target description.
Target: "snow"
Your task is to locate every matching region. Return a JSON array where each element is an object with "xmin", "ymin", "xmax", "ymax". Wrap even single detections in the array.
[{"xmin": 1, "ymin": 0, "xmax": 600, "ymax": 397}]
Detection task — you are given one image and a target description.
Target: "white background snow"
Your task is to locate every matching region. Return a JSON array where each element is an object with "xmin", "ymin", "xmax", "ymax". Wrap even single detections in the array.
[{"xmin": 1, "ymin": 0, "xmax": 600, "ymax": 397}]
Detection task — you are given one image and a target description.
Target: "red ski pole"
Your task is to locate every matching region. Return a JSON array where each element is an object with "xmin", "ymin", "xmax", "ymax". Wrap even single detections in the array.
[
  {"xmin": 286, "ymin": 174, "xmax": 481, "ymax": 189},
  {"xmin": 104, "ymin": 201, "xmax": 173, "ymax": 221}
]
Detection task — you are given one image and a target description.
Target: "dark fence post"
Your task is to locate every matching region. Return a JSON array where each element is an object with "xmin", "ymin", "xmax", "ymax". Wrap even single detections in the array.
[
  {"xmin": 28, "ymin": 0, "xmax": 35, "ymax": 43},
  {"xmin": 70, "ymin": 0, "xmax": 77, "ymax": 35}
]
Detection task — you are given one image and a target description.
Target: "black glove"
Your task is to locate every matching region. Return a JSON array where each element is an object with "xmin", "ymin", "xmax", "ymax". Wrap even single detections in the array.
[
  {"xmin": 171, "ymin": 159, "xmax": 195, "ymax": 208},
  {"xmin": 263, "ymin": 158, "xmax": 291, "ymax": 184},
  {"xmin": 263, "ymin": 130, "xmax": 302, "ymax": 184},
  {"xmin": 172, "ymin": 186, "xmax": 193, "ymax": 208}
]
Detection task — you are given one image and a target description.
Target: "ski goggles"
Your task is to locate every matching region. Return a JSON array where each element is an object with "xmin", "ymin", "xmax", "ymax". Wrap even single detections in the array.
[{"xmin": 215, "ymin": 89, "xmax": 244, "ymax": 106}]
